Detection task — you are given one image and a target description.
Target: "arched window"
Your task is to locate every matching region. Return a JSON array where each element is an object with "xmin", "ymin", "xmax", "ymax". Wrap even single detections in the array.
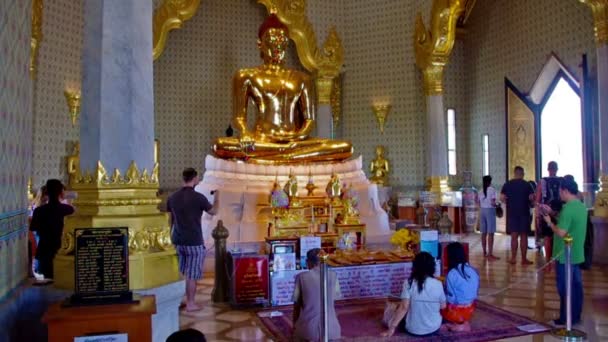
[{"xmin": 540, "ymin": 77, "xmax": 583, "ymax": 186}]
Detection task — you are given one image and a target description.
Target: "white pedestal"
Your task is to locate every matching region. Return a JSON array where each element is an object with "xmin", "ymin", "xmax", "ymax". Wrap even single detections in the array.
[
  {"xmin": 135, "ymin": 280, "xmax": 185, "ymax": 342},
  {"xmin": 195, "ymin": 155, "xmax": 390, "ymax": 245}
]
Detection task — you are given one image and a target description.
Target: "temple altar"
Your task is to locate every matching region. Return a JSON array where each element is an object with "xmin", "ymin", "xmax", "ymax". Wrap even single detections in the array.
[{"xmin": 195, "ymin": 155, "xmax": 390, "ymax": 244}]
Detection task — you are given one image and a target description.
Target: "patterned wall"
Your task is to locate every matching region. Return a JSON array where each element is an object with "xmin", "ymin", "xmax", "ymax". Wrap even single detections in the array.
[
  {"xmin": 31, "ymin": 0, "xmax": 82, "ymax": 188},
  {"xmin": 0, "ymin": 0, "xmax": 33, "ymax": 298},
  {"xmin": 463, "ymin": 0, "xmax": 596, "ymax": 188},
  {"xmin": 341, "ymin": 0, "xmax": 464, "ymax": 189}
]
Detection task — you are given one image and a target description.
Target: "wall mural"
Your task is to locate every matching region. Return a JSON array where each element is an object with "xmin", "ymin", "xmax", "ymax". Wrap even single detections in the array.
[{"xmin": 506, "ymin": 86, "xmax": 536, "ymax": 181}]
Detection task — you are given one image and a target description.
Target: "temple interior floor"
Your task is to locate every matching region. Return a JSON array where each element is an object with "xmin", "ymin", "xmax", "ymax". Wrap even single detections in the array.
[{"xmin": 179, "ymin": 233, "xmax": 608, "ymax": 341}]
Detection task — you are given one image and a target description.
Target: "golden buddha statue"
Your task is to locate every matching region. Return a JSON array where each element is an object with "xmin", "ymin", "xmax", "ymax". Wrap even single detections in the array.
[
  {"xmin": 283, "ymin": 171, "xmax": 300, "ymax": 206},
  {"xmin": 67, "ymin": 141, "xmax": 80, "ymax": 186},
  {"xmin": 369, "ymin": 145, "xmax": 389, "ymax": 186},
  {"xmin": 326, "ymin": 172, "xmax": 342, "ymax": 205},
  {"xmin": 213, "ymin": 15, "xmax": 352, "ymax": 164}
]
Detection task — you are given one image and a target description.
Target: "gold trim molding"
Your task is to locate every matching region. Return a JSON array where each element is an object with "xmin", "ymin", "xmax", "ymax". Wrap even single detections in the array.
[
  {"xmin": 580, "ymin": 0, "xmax": 608, "ymax": 45},
  {"xmin": 73, "ymin": 160, "xmax": 159, "ymax": 189},
  {"xmin": 414, "ymin": 0, "xmax": 465, "ymax": 96},
  {"xmin": 596, "ymin": 174, "xmax": 608, "ymax": 217},
  {"xmin": 30, "ymin": 0, "xmax": 43, "ymax": 79},
  {"xmin": 153, "ymin": 0, "xmax": 201, "ymax": 60}
]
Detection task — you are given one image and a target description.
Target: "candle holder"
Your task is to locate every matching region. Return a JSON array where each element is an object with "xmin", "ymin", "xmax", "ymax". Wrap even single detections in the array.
[
  {"xmin": 64, "ymin": 89, "xmax": 81, "ymax": 126},
  {"xmin": 372, "ymin": 103, "xmax": 391, "ymax": 134}
]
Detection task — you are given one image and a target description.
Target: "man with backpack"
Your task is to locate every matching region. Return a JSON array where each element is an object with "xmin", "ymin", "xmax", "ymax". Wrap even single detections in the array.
[{"xmin": 535, "ymin": 161, "xmax": 563, "ymax": 266}]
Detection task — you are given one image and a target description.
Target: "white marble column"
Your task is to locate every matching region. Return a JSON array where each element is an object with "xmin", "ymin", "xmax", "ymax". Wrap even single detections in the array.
[
  {"xmin": 80, "ymin": 0, "xmax": 155, "ymax": 173},
  {"xmin": 316, "ymin": 104, "xmax": 334, "ymax": 139},
  {"xmin": 426, "ymin": 95, "xmax": 449, "ymax": 192}
]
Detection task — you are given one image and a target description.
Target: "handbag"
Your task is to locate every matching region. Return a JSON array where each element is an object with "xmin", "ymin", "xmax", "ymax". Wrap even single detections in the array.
[{"xmin": 495, "ymin": 203, "xmax": 504, "ymax": 218}]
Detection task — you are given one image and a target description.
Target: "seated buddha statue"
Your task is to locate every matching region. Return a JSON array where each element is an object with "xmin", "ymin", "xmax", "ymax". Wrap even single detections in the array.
[
  {"xmin": 213, "ymin": 15, "xmax": 352, "ymax": 164},
  {"xmin": 369, "ymin": 145, "xmax": 389, "ymax": 186}
]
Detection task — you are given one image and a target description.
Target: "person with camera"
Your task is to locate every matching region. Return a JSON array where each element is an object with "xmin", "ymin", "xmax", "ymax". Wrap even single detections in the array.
[{"xmin": 167, "ymin": 168, "xmax": 218, "ymax": 312}]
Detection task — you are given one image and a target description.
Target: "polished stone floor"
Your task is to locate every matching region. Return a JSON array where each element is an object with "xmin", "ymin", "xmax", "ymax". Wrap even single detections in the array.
[{"xmin": 179, "ymin": 234, "xmax": 608, "ymax": 341}]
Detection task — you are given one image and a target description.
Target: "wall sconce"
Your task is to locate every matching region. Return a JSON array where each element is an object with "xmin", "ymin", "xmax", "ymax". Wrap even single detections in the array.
[
  {"xmin": 64, "ymin": 89, "xmax": 81, "ymax": 126},
  {"xmin": 372, "ymin": 103, "xmax": 391, "ymax": 134}
]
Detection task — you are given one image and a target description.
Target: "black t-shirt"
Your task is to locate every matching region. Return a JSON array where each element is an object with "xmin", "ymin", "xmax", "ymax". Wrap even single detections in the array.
[
  {"xmin": 501, "ymin": 179, "xmax": 534, "ymax": 217},
  {"xmin": 30, "ymin": 201, "xmax": 75, "ymax": 256},
  {"xmin": 167, "ymin": 186, "xmax": 212, "ymax": 246},
  {"xmin": 542, "ymin": 176, "xmax": 564, "ymax": 212}
]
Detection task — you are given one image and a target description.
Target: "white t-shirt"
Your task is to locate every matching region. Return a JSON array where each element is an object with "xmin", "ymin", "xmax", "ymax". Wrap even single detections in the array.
[
  {"xmin": 478, "ymin": 186, "xmax": 496, "ymax": 209},
  {"xmin": 400, "ymin": 277, "xmax": 446, "ymax": 335}
]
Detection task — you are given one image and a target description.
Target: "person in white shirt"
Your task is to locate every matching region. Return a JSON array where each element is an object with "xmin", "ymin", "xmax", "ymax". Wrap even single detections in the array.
[
  {"xmin": 478, "ymin": 175, "xmax": 500, "ymax": 260},
  {"xmin": 381, "ymin": 252, "xmax": 446, "ymax": 337}
]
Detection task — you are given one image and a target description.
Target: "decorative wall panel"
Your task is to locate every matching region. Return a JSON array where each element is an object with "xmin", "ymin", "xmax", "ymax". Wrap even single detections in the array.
[
  {"xmin": 31, "ymin": 0, "xmax": 82, "ymax": 188},
  {"xmin": 0, "ymin": 0, "xmax": 34, "ymax": 298},
  {"xmin": 464, "ymin": 0, "xmax": 595, "ymax": 187}
]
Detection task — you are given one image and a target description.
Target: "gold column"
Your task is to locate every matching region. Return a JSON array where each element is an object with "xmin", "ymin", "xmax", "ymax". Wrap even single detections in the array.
[
  {"xmin": 581, "ymin": 0, "xmax": 608, "ymax": 217},
  {"xmin": 55, "ymin": 161, "xmax": 179, "ymax": 290},
  {"xmin": 29, "ymin": 0, "xmax": 43, "ymax": 79},
  {"xmin": 580, "ymin": 0, "xmax": 608, "ymax": 45},
  {"xmin": 414, "ymin": 0, "xmax": 465, "ymax": 194}
]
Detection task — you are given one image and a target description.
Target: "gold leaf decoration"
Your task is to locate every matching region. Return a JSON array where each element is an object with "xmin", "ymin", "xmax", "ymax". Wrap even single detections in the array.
[{"xmin": 153, "ymin": 0, "xmax": 202, "ymax": 60}]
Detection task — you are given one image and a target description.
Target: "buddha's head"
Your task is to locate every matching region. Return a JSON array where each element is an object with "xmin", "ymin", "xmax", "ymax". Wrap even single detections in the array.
[
  {"xmin": 258, "ymin": 14, "xmax": 289, "ymax": 65},
  {"xmin": 375, "ymin": 145, "xmax": 385, "ymax": 157}
]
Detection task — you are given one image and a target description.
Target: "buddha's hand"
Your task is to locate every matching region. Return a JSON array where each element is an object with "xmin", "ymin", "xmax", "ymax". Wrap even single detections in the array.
[{"xmin": 239, "ymin": 134, "xmax": 255, "ymax": 153}]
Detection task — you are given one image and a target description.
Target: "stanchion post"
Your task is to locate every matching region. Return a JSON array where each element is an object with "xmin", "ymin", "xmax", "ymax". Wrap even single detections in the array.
[
  {"xmin": 212, "ymin": 220, "xmax": 230, "ymax": 303},
  {"xmin": 319, "ymin": 250, "xmax": 330, "ymax": 342},
  {"xmin": 551, "ymin": 234, "xmax": 586, "ymax": 341}
]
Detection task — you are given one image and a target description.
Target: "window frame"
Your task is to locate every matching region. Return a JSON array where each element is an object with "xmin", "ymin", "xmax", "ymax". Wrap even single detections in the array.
[{"xmin": 446, "ymin": 108, "xmax": 457, "ymax": 176}]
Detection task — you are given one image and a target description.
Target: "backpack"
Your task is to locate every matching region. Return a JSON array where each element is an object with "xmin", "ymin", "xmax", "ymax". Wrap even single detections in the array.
[{"xmin": 543, "ymin": 177, "xmax": 563, "ymax": 212}]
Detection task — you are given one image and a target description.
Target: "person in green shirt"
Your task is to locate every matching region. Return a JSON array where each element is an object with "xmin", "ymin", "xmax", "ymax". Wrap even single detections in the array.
[{"xmin": 542, "ymin": 176, "xmax": 587, "ymax": 326}]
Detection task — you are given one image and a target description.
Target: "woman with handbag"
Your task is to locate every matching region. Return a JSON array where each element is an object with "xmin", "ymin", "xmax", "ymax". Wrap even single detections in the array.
[{"xmin": 478, "ymin": 175, "xmax": 500, "ymax": 260}]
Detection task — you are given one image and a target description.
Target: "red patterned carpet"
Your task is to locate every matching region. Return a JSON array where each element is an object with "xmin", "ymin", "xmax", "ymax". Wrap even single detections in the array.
[{"xmin": 256, "ymin": 297, "xmax": 550, "ymax": 341}]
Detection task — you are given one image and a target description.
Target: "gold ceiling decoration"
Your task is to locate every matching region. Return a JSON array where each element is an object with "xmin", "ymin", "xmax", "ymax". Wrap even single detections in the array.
[
  {"xmin": 414, "ymin": 0, "xmax": 466, "ymax": 95},
  {"xmin": 30, "ymin": 0, "xmax": 43, "ymax": 79},
  {"xmin": 153, "ymin": 0, "xmax": 201, "ymax": 60},
  {"xmin": 579, "ymin": 0, "xmax": 608, "ymax": 45}
]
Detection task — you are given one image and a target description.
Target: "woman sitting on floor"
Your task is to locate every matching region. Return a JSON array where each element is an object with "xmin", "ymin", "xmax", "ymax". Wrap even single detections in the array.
[
  {"xmin": 441, "ymin": 242, "xmax": 480, "ymax": 332},
  {"xmin": 382, "ymin": 251, "xmax": 446, "ymax": 338}
]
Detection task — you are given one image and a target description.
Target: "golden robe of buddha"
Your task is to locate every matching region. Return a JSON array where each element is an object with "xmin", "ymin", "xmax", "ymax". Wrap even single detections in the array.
[{"xmin": 213, "ymin": 15, "xmax": 352, "ymax": 164}]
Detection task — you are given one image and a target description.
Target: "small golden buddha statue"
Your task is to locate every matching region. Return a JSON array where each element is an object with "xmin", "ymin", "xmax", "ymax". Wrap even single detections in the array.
[
  {"xmin": 283, "ymin": 171, "xmax": 299, "ymax": 206},
  {"xmin": 370, "ymin": 145, "xmax": 389, "ymax": 186},
  {"xmin": 67, "ymin": 141, "xmax": 80, "ymax": 186},
  {"xmin": 326, "ymin": 172, "xmax": 342, "ymax": 205},
  {"xmin": 213, "ymin": 15, "xmax": 352, "ymax": 164}
]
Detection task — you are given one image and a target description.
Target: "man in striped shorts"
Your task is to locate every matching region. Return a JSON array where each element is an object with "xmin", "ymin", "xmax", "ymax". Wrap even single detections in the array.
[{"xmin": 168, "ymin": 168, "xmax": 217, "ymax": 312}]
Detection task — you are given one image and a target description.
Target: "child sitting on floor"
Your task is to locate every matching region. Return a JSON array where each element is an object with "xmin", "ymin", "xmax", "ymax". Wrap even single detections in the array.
[{"xmin": 441, "ymin": 242, "xmax": 480, "ymax": 332}]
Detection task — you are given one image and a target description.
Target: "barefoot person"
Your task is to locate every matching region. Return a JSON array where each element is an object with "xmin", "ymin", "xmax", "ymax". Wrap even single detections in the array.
[
  {"xmin": 382, "ymin": 252, "xmax": 446, "ymax": 338},
  {"xmin": 478, "ymin": 175, "xmax": 499, "ymax": 260},
  {"xmin": 168, "ymin": 168, "xmax": 218, "ymax": 312},
  {"xmin": 441, "ymin": 242, "xmax": 479, "ymax": 332},
  {"xmin": 501, "ymin": 166, "xmax": 535, "ymax": 265}
]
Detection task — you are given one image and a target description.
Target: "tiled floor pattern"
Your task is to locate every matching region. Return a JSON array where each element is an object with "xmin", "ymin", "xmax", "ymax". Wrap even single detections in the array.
[{"xmin": 179, "ymin": 234, "xmax": 608, "ymax": 341}]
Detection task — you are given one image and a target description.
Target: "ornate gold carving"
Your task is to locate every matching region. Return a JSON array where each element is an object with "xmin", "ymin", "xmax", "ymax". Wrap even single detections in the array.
[
  {"xmin": 59, "ymin": 230, "xmax": 75, "ymax": 255},
  {"xmin": 507, "ymin": 89, "xmax": 536, "ymax": 181},
  {"xmin": 596, "ymin": 174, "xmax": 608, "ymax": 217},
  {"xmin": 258, "ymin": 0, "xmax": 345, "ymax": 78},
  {"xmin": 330, "ymin": 74, "xmax": 342, "ymax": 128},
  {"xmin": 64, "ymin": 89, "xmax": 81, "ymax": 126},
  {"xmin": 580, "ymin": 0, "xmax": 608, "ymax": 45},
  {"xmin": 427, "ymin": 175, "xmax": 450, "ymax": 194},
  {"xmin": 414, "ymin": 0, "xmax": 465, "ymax": 95},
  {"xmin": 372, "ymin": 104, "xmax": 391, "ymax": 134},
  {"xmin": 74, "ymin": 160, "xmax": 160, "ymax": 189},
  {"xmin": 67, "ymin": 142, "xmax": 80, "ymax": 186},
  {"xmin": 153, "ymin": 0, "xmax": 201, "ymax": 60},
  {"xmin": 315, "ymin": 76, "xmax": 333, "ymax": 104},
  {"xmin": 128, "ymin": 227, "xmax": 172, "ymax": 254},
  {"xmin": 30, "ymin": 0, "xmax": 43, "ymax": 79}
]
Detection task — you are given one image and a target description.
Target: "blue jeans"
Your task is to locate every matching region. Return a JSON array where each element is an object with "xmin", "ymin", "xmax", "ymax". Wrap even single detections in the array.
[{"xmin": 555, "ymin": 263, "xmax": 583, "ymax": 324}]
